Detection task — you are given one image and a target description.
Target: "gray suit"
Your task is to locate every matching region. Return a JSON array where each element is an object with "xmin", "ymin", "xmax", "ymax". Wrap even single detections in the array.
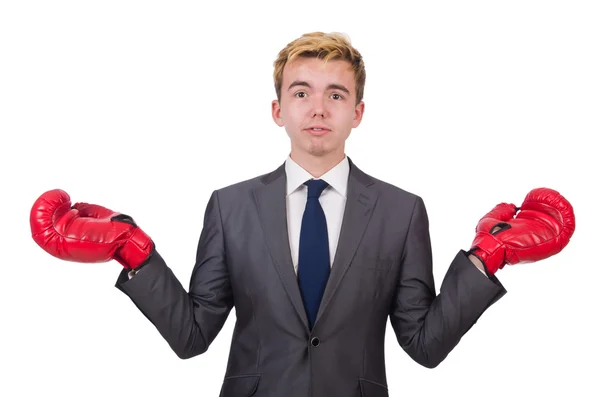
[{"xmin": 116, "ymin": 157, "xmax": 506, "ymax": 397}]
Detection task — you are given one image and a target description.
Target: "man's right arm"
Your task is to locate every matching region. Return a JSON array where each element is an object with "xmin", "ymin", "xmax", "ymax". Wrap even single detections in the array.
[{"xmin": 115, "ymin": 190, "xmax": 233, "ymax": 359}]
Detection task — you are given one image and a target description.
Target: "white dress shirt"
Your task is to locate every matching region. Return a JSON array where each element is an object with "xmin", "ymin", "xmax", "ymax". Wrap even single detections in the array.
[{"xmin": 285, "ymin": 155, "xmax": 349, "ymax": 275}]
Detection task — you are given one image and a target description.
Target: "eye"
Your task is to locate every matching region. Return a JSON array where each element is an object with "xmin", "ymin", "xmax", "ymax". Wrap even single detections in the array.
[
  {"xmin": 295, "ymin": 92, "xmax": 306, "ymax": 98},
  {"xmin": 331, "ymin": 93, "xmax": 343, "ymax": 100}
]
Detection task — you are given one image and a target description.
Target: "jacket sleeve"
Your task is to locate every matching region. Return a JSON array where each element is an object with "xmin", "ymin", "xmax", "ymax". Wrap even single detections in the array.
[
  {"xmin": 389, "ymin": 195, "xmax": 506, "ymax": 368},
  {"xmin": 115, "ymin": 190, "xmax": 233, "ymax": 359}
]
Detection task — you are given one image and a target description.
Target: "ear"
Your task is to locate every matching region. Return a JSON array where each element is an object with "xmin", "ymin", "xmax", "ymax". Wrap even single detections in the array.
[
  {"xmin": 352, "ymin": 100, "xmax": 365, "ymax": 128},
  {"xmin": 272, "ymin": 99, "xmax": 284, "ymax": 127}
]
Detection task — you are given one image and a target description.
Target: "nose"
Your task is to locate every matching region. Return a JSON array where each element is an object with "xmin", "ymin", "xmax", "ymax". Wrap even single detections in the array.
[{"xmin": 310, "ymin": 96, "xmax": 326, "ymax": 118}]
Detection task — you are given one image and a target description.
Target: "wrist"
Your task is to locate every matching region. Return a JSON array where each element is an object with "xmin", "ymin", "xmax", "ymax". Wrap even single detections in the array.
[
  {"xmin": 470, "ymin": 232, "xmax": 505, "ymax": 275},
  {"xmin": 468, "ymin": 253, "xmax": 491, "ymax": 278}
]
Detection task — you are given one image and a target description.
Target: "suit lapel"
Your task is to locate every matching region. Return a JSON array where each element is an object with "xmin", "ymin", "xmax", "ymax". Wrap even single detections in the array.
[
  {"xmin": 253, "ymin": 162, "xmax": 310, "ymax": 329},
  {"xmin": 253, "ymin": 157, "xmax": 378, "ymax": 332},
  {"xmin": 315, "ymin": 157, "xmax": 377, "ymax": 327}
]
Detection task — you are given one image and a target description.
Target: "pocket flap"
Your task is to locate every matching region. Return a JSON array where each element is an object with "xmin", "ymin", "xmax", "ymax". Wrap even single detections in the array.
[
  {"xmin": 220, "ymin": 374, "xmax": 260, "ymax": 397},
  {"xmin": 359, "ymin": 378, "xmax": 388, "ymax": 397}
]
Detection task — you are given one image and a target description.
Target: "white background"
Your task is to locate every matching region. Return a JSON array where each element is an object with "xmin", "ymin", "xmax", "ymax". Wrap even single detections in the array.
[{"xmin": 1, "ymin": 1, "xmax": 598, "ymax": 396}]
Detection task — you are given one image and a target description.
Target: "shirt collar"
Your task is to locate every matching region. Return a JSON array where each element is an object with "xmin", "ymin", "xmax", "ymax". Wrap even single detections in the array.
[{"xmin": 285, "ymin": 155, "xmax": 349, "ymax": 198}]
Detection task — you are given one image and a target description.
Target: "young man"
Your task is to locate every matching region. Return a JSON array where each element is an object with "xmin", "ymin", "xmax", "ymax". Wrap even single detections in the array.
[{"xmin": 30, "ymin": 32, "xmax": 575, "ymax": 397}]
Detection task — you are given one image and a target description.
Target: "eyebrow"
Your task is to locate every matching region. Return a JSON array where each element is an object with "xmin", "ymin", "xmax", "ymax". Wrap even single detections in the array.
[{"xmin": 287, "ymin": 80, "xmax": 350, "ymax": 95}]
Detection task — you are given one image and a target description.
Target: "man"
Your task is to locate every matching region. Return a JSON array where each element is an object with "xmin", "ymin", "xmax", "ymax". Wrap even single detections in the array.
[{"xmin": 30, "ymin": 32, "xmax": 575, "ymax": 397}]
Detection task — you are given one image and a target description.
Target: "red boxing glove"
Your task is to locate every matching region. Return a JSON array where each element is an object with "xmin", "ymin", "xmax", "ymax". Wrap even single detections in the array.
[
  {"xmin": 469, "ymin": 187, "xmax": 575, "ymax": 275},
  {"xmin": 30, "ymin": 189, "xmax": 153, "ymax": 270}
]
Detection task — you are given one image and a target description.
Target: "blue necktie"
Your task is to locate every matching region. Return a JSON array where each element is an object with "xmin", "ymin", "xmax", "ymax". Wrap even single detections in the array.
[{"xmin": 297, "ymin": 179, "xmax": 330, "ymax": 329}]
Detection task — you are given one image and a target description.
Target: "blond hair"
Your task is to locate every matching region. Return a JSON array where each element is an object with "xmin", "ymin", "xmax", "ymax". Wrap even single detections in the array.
[{"xmin": 273, "ymin": 32, "xmax": 366, "ymax": 105}]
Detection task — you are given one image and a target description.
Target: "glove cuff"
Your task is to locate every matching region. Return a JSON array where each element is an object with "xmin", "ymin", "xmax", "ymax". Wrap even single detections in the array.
[
  {"xmin": 116, "ymin": 227, "xmax": 154, "ymax": 269},
  {"xmin": 470, "ymin": 232, "xmax": 506, "ymax": 275}
]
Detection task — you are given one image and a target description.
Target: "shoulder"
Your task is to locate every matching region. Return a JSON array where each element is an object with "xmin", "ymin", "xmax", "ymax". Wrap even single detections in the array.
[
  {"xmin": 351, "ymin": 161, "xmax": 424, "ymax": 208},
  {"xmin": 370, "ymin": 174, "xmax": 419, "ymax": 199},
  {"xmin": 212, "ymin": 173, "xmax": 268, "ymax": 199},
  {"xmin": 357, "ymin": 171, "xmax": 431, "ymax": 231},
  {"xmin": 207, "ymin": 163, "xmax": 284, "ymax": 203},
  {"xmin": 370, "ymin": 176, "xmax": 428, "ymax": 218}
]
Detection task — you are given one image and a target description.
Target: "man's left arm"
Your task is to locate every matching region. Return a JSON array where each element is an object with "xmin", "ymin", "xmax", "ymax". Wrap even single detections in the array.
[
  {"xmin": 390, "ymin": 188, "xmax": 575, "ymax": 369},
  {"xmin": 389, "ymin": 195, "xmax": 505, "ymax": 369}
]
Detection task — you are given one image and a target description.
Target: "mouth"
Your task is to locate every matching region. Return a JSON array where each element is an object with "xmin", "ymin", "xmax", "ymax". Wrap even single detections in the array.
[{"xmin": 304, "ymin": 127, "xmax": 331, "ymax": 136}]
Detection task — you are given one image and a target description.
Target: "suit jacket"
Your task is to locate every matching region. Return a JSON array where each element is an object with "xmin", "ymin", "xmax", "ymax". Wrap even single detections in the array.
[{"xmin": 115, "ymin": 157, "xmax": 506, "ymax": 397}]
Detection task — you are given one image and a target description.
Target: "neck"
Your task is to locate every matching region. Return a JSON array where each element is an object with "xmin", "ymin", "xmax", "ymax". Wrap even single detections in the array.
[{"xmin": 290, "ymin": 149, "xmax": 345, "ymax": 178}]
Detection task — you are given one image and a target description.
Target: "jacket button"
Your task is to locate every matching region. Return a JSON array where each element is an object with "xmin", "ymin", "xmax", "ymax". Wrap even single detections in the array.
[{"xmin": 310, "ymin": 337, "xmax": 320, "ymax": 347}]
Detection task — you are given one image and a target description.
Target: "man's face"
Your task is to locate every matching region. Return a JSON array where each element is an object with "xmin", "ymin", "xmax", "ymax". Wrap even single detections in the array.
[{"xmin": 272, "ymin": 57, "xmax": 364, "ymax": 162}]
